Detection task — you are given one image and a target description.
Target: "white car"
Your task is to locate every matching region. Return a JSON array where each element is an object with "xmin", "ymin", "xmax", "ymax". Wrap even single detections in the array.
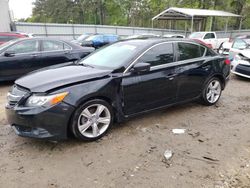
[
  {"xmin": 230, "ymin": 38, "xmax": 250, "ymax": 78},
  {"xmin": 12, "ymin": 32, "xmax": 35, "ymax": 38},
  {"xmin": 218, "ymin": 35, "xmax": 250, "ymax": 56},
  {"xmin": 163, "ymin": 34, "xmax": 185, "ymax": 38},
  {"xmin": 126, "ymin": 33, "xmax": 160, "ymax": 39},
  {"xmin": 189, "ymin": 32, "xmax": 229, "ymax": 50}
]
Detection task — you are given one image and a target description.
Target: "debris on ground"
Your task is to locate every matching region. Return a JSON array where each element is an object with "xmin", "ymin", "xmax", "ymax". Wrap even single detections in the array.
[
  {"xmin": 164, "ymin": 150, "xmax": 173, "ymax": 160},
  {"xmin": 172, "ymin": 129, "xmax": 186, "ymax": 134},
  {"xmin": 188, "ymin": 131, "xmax": 200, "ymax": 138},
  {"xmin": 146, "ymin": 146, "xmax": 157, "ymax": 153},
  {"xmin": 202, "ymin": 156, "xmax": 219, "ymax": 162},
  {"xmin": 85, "ymin": 162, "xmax": 93, "ymax": 167},
  {"xmin": 162, "ymin": 150, "xmax": 173, "ymax": 168},
  {"xmin": 141, "ymin": 127, "xmax": 150, "ymax": 133}
]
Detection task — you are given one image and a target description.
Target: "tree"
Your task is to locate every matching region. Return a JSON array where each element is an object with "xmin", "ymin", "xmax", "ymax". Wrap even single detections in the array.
[{"xmin": 26, "ymin": 0, "xmax": 250, "ymax": 30}]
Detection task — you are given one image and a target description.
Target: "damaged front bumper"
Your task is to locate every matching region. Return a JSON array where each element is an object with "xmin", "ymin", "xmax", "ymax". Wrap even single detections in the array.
[{"xmin": 5, "ymin": 102, "xmax": 75, "ymax": 140}]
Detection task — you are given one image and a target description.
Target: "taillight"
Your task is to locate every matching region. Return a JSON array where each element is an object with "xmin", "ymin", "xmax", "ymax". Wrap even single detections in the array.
[{"xmin": 224, "ymin": 59, "xmax": 231, "ymax": 65}]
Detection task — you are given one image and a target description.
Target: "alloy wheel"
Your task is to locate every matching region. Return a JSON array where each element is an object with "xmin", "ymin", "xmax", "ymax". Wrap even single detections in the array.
[
  {"xmin": 206, "ymin": 80, "xmax": 221, "ymax": 103},
  {"xmin": 77, "ymin": 104, "xmax": 111, "ymax": 138}
]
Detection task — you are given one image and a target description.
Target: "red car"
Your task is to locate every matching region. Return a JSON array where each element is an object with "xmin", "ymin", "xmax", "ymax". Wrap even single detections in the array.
[{"xmin": 0, "ymin": 32, "xmax": 27, "ymax": 45}]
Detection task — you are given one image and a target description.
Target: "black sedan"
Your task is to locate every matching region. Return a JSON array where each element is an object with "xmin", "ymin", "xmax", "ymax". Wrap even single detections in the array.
[
  {"xmin": 0, "ymin": 38, "xmax": 94, "ymax": 81},
  {"xmin": 6, "ymin": 39, "xmax": 230, "ymax": 141}
]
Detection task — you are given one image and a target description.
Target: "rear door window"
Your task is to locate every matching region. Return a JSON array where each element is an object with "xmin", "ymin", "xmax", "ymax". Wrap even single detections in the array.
[
  {"xmin": 42, "ymin": 40, "xmax": 68, "ymax": 51},
  {"xmin": 138, "ymin": 43, "xmax": 174, "ymax": 67},
  {"xmin": 177, "ymin": 42, "xmax": 205, "ymax": 61}
]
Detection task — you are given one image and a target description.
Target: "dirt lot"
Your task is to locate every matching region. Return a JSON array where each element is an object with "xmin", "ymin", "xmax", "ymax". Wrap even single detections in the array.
[{"xmin": 0, "ymin": 76, "xmax": 250, "ymax": 188}]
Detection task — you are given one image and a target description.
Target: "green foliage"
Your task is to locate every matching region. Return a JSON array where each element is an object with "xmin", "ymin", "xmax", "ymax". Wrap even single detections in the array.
[{"xmin": 21, "ymin": 0, "xmax": 250, "ymax": 30}]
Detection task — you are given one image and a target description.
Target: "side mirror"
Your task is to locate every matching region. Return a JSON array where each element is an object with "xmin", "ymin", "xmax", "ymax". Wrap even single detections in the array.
[
  {"xmin": 4, "ymin": 51, "xmax": 15, "ymax": 57},
  {"xmin": 131, "ymin": 62, "xmax": 150, "ymax": 73}
]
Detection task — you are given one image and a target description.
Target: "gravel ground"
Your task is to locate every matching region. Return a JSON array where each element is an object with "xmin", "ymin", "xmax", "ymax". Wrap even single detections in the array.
[{"xmin": 0, "ymin": 76, "xmax": 250, "ymax": 188}]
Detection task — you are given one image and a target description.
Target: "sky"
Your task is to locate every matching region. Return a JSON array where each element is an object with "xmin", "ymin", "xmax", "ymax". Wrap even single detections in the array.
[{"xmin": 9, "ymin": 0, "xmax": 35, "ymax": 20}]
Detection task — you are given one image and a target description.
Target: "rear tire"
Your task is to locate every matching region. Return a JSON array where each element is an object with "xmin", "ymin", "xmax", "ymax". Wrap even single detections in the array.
[
  {"xmin": 70, "ymin": 99, "xmax": 114, "ymax": 141},
  {"xmin": 201, "ymin": 77, "xmax": 222, "ymax": 106}
]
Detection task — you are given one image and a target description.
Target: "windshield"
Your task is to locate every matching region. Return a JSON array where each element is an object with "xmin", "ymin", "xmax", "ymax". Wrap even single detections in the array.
[
  {"xmin": 244, "ymin": 39, "xmax": 250, "ymax": 45},
  {"xmin": 126, "ymin": 35, "xmax": 140, "ymax": 39},
  {"xmin": 126, "ymin": 34, "xmax": 158, "ymax": 39},
  {"xmin": 189, "ymin": 32, "xmax": 204, "ymax": 39},
  {"xmin": 79, "ymin": 42, "xmax": 143, "ymax": 69},
  {"xmin": 77, "ymin": 34, "xmax": 89, "ymax": 42},
  {"xmin": 85, "ymin": 35, "xmax": 100, "ymax": 41}
]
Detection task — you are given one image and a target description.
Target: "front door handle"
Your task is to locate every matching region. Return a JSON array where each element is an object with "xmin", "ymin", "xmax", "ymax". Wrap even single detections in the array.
[
  {"xmin": 30, "ymin": 54, "xmax": 38, "ymax": 57},
  {"xmin": 166, "ymin": 73, "xmax": 177, "ymax": 80}
]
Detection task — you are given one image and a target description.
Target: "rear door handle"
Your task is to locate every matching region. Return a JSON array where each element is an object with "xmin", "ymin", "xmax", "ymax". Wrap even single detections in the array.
[
  {"xmin": 202, "ymin": 65, "xmax": 210, "ymax": 71},
  {"xmin": 64, "ymin": 50, "xmax": 71, "ymax": 54}
]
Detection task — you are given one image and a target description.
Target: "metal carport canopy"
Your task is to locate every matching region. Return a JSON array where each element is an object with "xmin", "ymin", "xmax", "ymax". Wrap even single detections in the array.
[{"xmin": 152, "ymin": 7, "xmax": 242, "ymax": 32}]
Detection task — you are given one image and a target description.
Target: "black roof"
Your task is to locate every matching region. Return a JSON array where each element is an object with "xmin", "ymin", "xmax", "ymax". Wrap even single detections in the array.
[
  {"xmin": 13, "ymin": 37, "xmax": 69, "ymax": 42},
  {"xmin": 119, "ymin": 38, "xmax": 202, "ymax": 47}
]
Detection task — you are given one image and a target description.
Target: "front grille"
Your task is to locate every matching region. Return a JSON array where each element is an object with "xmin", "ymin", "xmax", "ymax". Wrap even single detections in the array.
[
  {"xmin": 7, "ymin": 85, "xmax": 29, "ymax": 107},
  {"xmin": 235, "ymin": 64, "xmax": 250, "ymax": 76}
]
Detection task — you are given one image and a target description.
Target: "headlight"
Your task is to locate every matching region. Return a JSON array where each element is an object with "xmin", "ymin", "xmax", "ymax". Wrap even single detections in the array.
[{"xmin": 26, "ymin": 92, "xmax": 68, "ymax": 107}]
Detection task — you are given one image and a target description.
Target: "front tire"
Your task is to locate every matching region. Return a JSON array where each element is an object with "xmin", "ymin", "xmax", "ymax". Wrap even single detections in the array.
[
  {"xmin": 201, "ymin": 77, "xmax": 222, "ymax": 106},
  {"xmin": 71, "ymin": 99, "xmax": 114, "ymax": 141}
]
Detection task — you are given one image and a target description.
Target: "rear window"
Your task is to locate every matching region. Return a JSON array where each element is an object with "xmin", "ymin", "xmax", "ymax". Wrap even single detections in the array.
[
  {"xmin": 103, "ymin": 35, "xmax": 118, "ymax": 42},
  {"xmin": 204, "ymin": 33, "xmax": 215, "ymax": 39},
  {"xmin": 42, "ymin": 40, "xmax": 70, "ymax": 51},
  {"xmin": 206, "ymin": 48, "xmax": 217, "ymax": 56},
  {"xmin": 0, "ymin": 36, "xmax": 12, "ymax": 42},
  {"xmin": 189, "ymin": 32, "xmax": 204, "ymax": 39},
  {"xmin": 177, "ymin": 42, "xmax": 205, "ymax": 61},
  {"xmin": 86, "ymin": 35, "xmax": 103, "ymax": 42}
]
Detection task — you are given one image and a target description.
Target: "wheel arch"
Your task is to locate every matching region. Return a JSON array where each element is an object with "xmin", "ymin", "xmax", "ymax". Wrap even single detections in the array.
[
  {"xmin": 212, "ymin": 74, "xmax": 226, "ymax": 90},
  {"xmin": 203, "ymin": 73, "xmax": 225, "ymax": 90},
  {"xmin": 66, "ymin": 95, "xmax": 119, "ymax": 138}
]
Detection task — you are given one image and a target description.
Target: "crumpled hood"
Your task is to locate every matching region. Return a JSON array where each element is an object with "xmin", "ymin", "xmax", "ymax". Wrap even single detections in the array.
[
  {"xmin": 15, "ymin": 64, "xmax": 111, "ymax": 93},
  {"xmin": 239, "ymin": 50, "xmax": 250, "ymax": 58}
]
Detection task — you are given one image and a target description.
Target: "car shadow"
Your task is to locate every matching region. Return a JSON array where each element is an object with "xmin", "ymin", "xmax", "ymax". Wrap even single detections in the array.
[
  {"xmin": 9, "ymin": 102, "xmax": 205, "ymax": 151},
  {"xmin": 233, "ymin": 75, "xmax": 250, "ymax": 82},
  {"xmin": 0, "ymin": 81, "xmax": 14, "ymax": 86},
  {"xmin": 114, "ymin": 101, "xmax": 204, "ymax": 129},
  {"xmin": 11, "ymin": 101, "xmax": 208, "ymax": 152}
]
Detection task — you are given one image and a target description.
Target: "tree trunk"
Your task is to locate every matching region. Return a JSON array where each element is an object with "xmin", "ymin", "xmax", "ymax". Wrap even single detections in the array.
[{"xmin": 211, "ymin": 0, "xmax": 219, "ymax": 31}]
